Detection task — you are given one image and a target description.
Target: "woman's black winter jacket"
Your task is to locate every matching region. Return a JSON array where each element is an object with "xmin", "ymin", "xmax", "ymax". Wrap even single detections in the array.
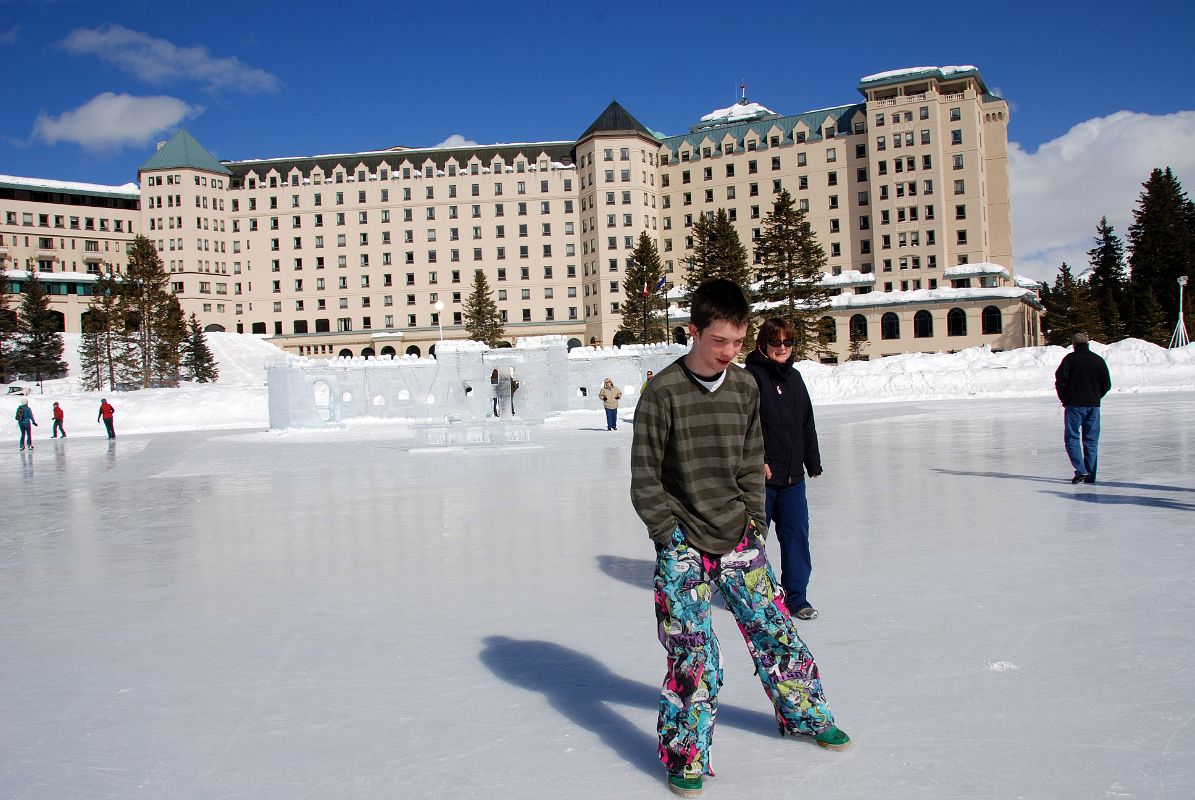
[{"xmin": 744, "ymin": 349, "xmax": 822, "ymax": 486}]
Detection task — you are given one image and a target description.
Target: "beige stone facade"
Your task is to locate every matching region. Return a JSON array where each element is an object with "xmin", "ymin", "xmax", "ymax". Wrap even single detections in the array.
[{"xmin": 1, "ymin": 66, "xmax": 1040, "ymax": 360}]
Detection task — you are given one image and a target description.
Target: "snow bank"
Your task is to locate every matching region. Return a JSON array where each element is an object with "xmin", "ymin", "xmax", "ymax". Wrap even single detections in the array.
[
  {"xmin": 797, "ymin": 339, "xmax": 1195, "ymax": 404},
  {"xmin": 5, "ymin": 334, "xmax": 1193, "ymax": 437}
]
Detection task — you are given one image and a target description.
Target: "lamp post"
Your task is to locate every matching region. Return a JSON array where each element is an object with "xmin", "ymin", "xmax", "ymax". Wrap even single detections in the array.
[
  {"xmin": 1170, "ymin": 275, "xmax": 1189, "ymax": 349},
  {"xmin": 434, "ymin": 300, "xmax": 445, "ymax": 342}
]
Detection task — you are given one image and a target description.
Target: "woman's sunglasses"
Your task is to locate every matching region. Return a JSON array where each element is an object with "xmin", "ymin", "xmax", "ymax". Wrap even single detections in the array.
[{"xmin": 767, "ymin": 339, "xmax": 794, "ymax": 348}]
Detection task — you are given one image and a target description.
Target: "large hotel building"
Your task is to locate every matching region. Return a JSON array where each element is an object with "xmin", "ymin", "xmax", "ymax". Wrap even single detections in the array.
[{"xmin": 1, "ymin": 66, "xmax": 1042, "ymax": 361}]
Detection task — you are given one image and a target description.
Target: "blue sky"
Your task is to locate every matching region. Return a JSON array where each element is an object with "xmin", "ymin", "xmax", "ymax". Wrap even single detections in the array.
[{"xmin": 2, "ymin": 0, "xmax": 1193, "ymax": 281}]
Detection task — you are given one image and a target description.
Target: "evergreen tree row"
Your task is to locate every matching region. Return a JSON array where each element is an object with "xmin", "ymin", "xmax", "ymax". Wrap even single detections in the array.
[
  {"xmin": 1042, "ymin": 167, "xmax": 1194, "ymax": 346},
  {"xmin": 1, "ymin": 235, "xmax": 219, "ymax": 389}
]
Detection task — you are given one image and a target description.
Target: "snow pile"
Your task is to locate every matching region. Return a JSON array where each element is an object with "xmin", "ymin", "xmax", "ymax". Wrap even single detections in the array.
[
  {"xmin": 698, "ymin": 101, "xmax": 776, "ymax": 125},
  {"xmin": 796, "ymin": 339, "xmax": 1195, "ymax": 404}
]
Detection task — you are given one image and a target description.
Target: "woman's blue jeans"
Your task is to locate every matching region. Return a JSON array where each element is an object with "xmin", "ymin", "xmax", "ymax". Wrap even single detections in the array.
[{"xmin": 765, "ymin": 480, "xmax": 812, "ymax": 610}]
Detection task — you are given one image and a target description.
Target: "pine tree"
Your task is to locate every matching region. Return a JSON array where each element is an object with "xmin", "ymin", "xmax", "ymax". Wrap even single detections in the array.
[
  {"xmin": 847, "ymin": 327, "xmax": 868, "ymax": 361},
  {"xmin": 78, "ymin": 315, "xmax": 105, "ymax": 392},
  {"xmin": 118, "ymin": 235, "xmax": 171, "ymax": 388},
  {"xmin": 1086, "ymin": 216, "xmax": 1129, "ymax": 341},
  {"xmin": 1124, "ymin": 281, "xmax": 1170, "ymax": 345},
  {"xmin": 616, "ymin": 232, "xmax": 667, "ymax": 344},
  {"xmin": 14, "ymin": 271, "xmax": 67, "ymax": 382},
  {"xmin": 0, "ymin": 263, "xmax": 16, "ymax": 383},
  {"xmin": 754, "ymin": 190, "xmax": 832, "ymax": 361},
  {"xmin": 1127, "ymin": 167, "xmax": 1195, "ymax": 327},
  {"xmin": 152, "ymin": 293, "xmax": 186, "ymax": 387},
  {"xmin": 463, "ymin": 269, "xmax": 506, "ymax": 347},
  {"xmin": 85, "ymin": 268, "xmax": 139, "ymax": 391},
  {"xmin": 1041, "ymin": 263, "xmax": 1101, "ymax": 346},
  {"xmin": 182, "ymin": 313, "xmax": 219, "ymax": 382},
  {"xmin": 683, "ymin": 209, "xmax": 751, "ymax": 293}
]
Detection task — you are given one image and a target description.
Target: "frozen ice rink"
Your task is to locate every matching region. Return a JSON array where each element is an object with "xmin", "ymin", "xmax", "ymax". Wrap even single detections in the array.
[{"xmin": 3, "ymin": 392, "xmax": 1194, "ymax": 799}]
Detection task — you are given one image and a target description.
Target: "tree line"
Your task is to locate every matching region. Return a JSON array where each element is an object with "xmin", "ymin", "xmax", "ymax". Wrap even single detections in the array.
[
  {"xmin": 1041, "ymin": 167, "xmax": 1195, "ymax": 346},
  {"xmin": 615, "ymin": 189, "xmax": 834, "ymax": 360},
  {"xmin": 0, "ymin": 234, "xmax": 218, "ymax": 388}
]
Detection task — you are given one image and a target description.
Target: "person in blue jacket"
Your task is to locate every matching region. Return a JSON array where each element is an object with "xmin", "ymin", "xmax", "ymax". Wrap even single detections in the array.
[
  {"xmin": 744, "ymin": 317, "xmax": 823, "ymax": 620},
  {"xmin": 15, "ymin": 399, "xmax": 37, "ymax": 451}
]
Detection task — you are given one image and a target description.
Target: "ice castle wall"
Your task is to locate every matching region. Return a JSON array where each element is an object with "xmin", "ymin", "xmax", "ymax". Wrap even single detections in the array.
[{"xmin": 266, "ymin": 337, "xmax": 690, "ymax": 431}]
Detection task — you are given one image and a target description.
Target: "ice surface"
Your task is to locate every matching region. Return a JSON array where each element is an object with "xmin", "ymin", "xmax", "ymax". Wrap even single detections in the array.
[{"xmin": 2, "ymin": 390, "xmax": 1194, "ymax": 799}]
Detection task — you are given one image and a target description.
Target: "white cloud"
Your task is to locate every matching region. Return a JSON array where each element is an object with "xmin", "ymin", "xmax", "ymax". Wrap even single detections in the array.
[
  {"xmin": 60, "ymin": 24, "xmax": 279, "ymax": 94},
  {"xmin": 32, "ymin": 93, "xmax": 199, "ymax": 151},
  {"xmin": 1010, "ymin": 110, "xmax": 1195, "ymax": 283},
  {"xmin": 432, "ymin": 134, "xmax": 480, "ymax": 149},
  {"xmin": 0, "ymin": 26, "xmax": 19, "ymax": 44}
]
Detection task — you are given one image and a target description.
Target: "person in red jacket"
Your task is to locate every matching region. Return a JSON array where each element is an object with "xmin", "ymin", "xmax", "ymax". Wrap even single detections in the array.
[
  {"xmin": 51, "ymin": 402, "xmax": 66, "ymax": 438},
  {"xmin": 97, "ymin": 399, "xmax": 115, "ymax": 439}
]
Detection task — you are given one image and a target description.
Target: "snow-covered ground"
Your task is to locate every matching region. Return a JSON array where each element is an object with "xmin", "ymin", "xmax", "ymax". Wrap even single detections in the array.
[
  {"xmin": 5, "ymin": 334, "xmax": 1195, "ymax": 436},
  {"xmin": 3, "ymin": 390, "xmax": 1193, "ymax": 799}
]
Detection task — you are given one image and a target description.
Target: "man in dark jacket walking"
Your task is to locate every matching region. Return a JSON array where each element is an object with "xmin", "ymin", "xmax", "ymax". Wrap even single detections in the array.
[
  {"xmin": 745, "ymin": 317, "xmax": 823, "ymax": 620},
  {"xmin": 1054, "ymin": 332, "xmax": 1112, "ymax": 483}
]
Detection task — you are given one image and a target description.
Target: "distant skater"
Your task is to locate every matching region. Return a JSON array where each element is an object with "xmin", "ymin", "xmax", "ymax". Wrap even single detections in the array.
[
  {"xmin": 97, "ymin": 398, "xmax": 116, "ymax": 439},
  {"xmin": 631, "ymin": 279, "xmax": 848, "ymax": 798},
  {"xmin": 490, "ymin": 368, "xmax": 500, "ymax": 417},
  {"xmin": 599, "ymin": 377, "xmax": 621, "ymax": 430},
  {"xmin": 1055, "ymin": 332, "xmax": 1111, "ymax": 483},
  {"xmin": 15, "ymin": 399, "xmax": 37, "ymax": 451},
  {"xmin": 51, "ymin": 402, "xmax": 66, "ymax": 438}
]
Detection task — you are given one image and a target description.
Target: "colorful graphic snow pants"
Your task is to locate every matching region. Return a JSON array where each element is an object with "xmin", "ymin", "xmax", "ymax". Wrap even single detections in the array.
[{"xmin": 654, "ymin": 522, "xmax": 833, "ymax": 779}]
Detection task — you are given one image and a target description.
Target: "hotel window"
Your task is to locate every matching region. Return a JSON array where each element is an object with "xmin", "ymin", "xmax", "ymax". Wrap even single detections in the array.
[
  {"xmin": 921, "ymin": 130, "xmax": 931, "ymax": 145},
  {"xmin": 951, "ymin": 130, "xmax": 963, "ymax": 145},
  {"xmin": 955, "ymin": 204, "xmax": 967, "ymax": 220},
  {"xmin": 798, "ymin": 176, "xmax": 808, "ymax": 190},
  {"xmin": 826, "ymin": 148, "xmax": 836, "ymax": 163},
  {"xmin": 797, "ymin": 153, "xmax": 807, "ymax": 167},
  {"xmin": 953, "ymin": 154, "xmax": 964, "ymax": 170},
  {"xmin": 956, "ymin": 230, "xmax": 968, "ymax": 245},
  {"xmin": 953, "ymin": 180, "xmax": 965, "ymax": 195},
  {"xmin": 827, "ymin": 172, "xmax": 837, "ymax": 187}
]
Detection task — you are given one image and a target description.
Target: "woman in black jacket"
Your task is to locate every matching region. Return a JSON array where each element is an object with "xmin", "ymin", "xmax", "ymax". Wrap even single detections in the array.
[{"xmin": 744, "ymin": 317, "xmax": 823, "ymax": 620}]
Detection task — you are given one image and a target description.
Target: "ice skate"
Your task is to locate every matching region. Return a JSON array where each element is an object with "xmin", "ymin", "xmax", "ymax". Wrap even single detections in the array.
[
  {"xmin": 813, "ymin": 725, "xmax": 851, "ymax": 750},
  {"xmin": 667, "ymin": 774, "xmax": 702, "ymax": 797}
]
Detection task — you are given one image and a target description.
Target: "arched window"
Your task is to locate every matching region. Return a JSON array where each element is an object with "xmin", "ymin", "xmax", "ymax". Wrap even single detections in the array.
[
  {"xmin": 819, "ymin": 316, "xmax": 837, "ymax": 344},
  {"xmin": 982, "ymin": 305, "xmax": 1003, "ymax": 335},
  {"xmin": 361, "ymin": 347, "xmax": 375, "ymax": 359},
  {"xmin": 947, "ymin": 307, "xmax": 967, "ymax": 337},
  {"xmin": 405, "ymin": 345, "xmax": 421, "ymax": 356},
  {"xmin": 380, "ymin": 346, "xmax": 397, "ymax": 357},
  {"xmin": 881, "ymin": 312, "xmax": 900, "ymax": 340},
  {"xmin": 203, "ymin": 323, "xmax": 226, "ymax": 333},
  {"xmin": 913, "ymin": 310, "xmax": 933, "ymax": 338},
  {"xmin": 849, "ymin": 314, "xmax": 868, "ymax": 341},
  {"xmin": 338, "ymin": 348, "xmax": 353, "ymax": 358},
  {"xmin": 566, "ymin": 337, "xmax": 583, "ymax": 351}
]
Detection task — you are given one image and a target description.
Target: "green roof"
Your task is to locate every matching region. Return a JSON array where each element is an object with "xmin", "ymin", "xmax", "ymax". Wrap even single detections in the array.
[
  {"xmin": 139, "ymin": 129, "xmax": 231, "ymax": 175},
  {"xmin": 578, "ymin": 101, "xmax": 656, "ymax": 142}
]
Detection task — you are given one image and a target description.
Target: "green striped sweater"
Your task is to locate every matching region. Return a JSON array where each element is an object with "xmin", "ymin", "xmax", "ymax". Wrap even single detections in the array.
[{"xmin": 630, "ymin": 356, "xmax": 766, "ymax": 555}]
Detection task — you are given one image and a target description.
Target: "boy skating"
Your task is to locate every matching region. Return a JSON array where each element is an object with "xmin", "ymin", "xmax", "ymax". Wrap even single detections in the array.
[{"xmin": 631, "ymin": 279, "xmax": 848, "ymax": 797}]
